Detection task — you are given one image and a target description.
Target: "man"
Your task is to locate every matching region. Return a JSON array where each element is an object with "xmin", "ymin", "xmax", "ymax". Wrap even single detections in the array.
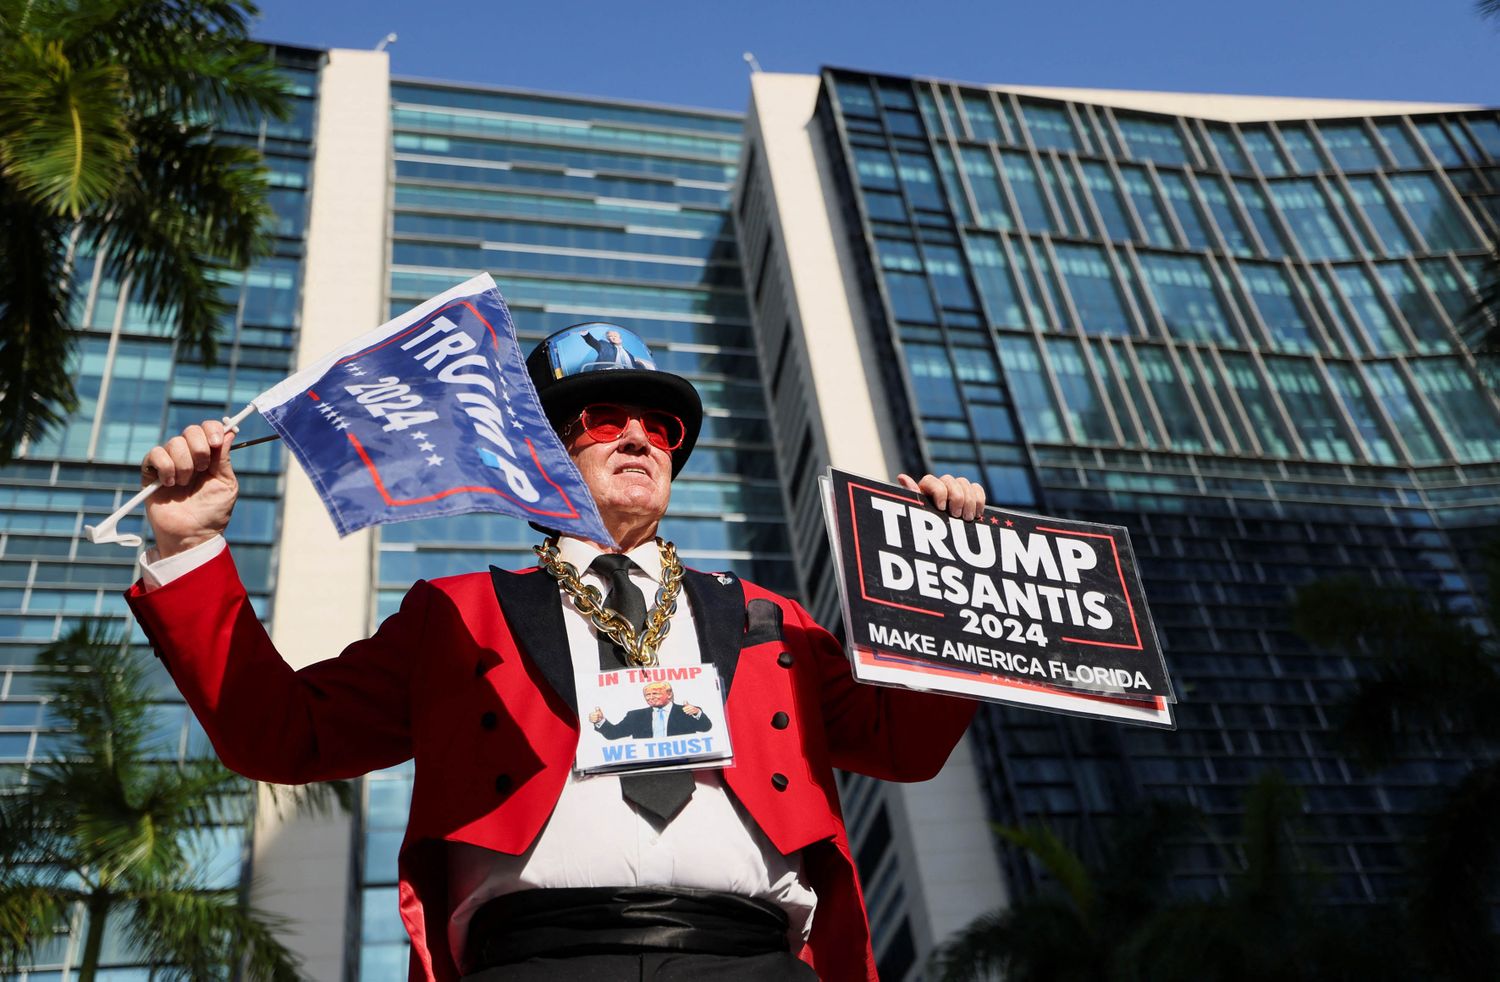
[
  {"xmin": 578, "ymin": 325, "xmax": 653, "ymax": 371},
  {"xmin": 127, "ymin": 323, "xmax": 986, "ymax": 981},
  {"xmin": 589, "ymin": 681, "xmax": 712, "ymax": 741}
]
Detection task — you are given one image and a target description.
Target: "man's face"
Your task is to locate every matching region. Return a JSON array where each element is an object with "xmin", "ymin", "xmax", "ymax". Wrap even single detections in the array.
[
  {"xmin": 643, "ymin": 683, "xmax": 672, "ymax": 707},
  {"xmin": 606, "ymin": 330, "xmax": 623, "ymax": 345},
  {"xmin": 566, "ymin": 404, "xmax": 672, "ymax": 532}
]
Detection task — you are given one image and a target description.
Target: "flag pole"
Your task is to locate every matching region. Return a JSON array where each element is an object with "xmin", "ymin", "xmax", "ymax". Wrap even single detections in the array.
[{"xmin": 83, "ymin": 404, "xmax": 262, "ymax": 549}]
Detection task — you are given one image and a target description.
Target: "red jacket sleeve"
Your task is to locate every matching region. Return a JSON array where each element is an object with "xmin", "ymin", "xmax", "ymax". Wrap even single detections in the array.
[
  {"xmin": 787, "ymin": 599, "xmax": 977, "ymax": 782},
  {"xmin": 126, "ymin": 547, "xmax": 419, "ymax": 784}
]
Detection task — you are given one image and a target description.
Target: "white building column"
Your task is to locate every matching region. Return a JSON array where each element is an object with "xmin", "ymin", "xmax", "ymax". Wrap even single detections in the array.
[
  {"xmin": 251, "ymin": 47, "xmax": 390, "ymax": 982},
  {"xmin": 739, "ymin": 73, "xmax": 1009, "ymax": 978}
]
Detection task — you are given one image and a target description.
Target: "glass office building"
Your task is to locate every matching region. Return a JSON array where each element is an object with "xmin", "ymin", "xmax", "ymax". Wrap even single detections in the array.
[
  {"xmin": 738, "ymin": 68, "xmax": 1500, "ymax": 978},
  {"xmin": 353, "ymin": 80, "xmax": 790, "ymax": 978},
  {"xmin": 0, "ymin": 44, "xmax": 324, "ymax": 978}
]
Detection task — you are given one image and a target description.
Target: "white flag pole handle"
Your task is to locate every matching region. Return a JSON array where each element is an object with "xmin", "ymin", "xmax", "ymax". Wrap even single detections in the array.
[{"xmin": 83, "ymin": 404, "xmax": 259, "ymax": 549}]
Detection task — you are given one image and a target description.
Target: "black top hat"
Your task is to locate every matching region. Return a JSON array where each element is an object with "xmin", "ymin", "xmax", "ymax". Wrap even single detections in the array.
[{"xmin": 525, "ymin": 322, "xmax": 702, "ymax": 478}]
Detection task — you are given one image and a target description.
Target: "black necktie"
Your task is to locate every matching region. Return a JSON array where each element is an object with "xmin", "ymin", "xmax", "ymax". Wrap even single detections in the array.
[{"xmin": 588, "ymin": 554, "xmax": 695, "ymax": 824}]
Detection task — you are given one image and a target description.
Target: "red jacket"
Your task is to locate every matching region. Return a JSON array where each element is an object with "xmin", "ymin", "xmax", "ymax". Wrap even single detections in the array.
[{"xmin": 126, "ymin": 547, "xmax": 977, "ymax": 981}]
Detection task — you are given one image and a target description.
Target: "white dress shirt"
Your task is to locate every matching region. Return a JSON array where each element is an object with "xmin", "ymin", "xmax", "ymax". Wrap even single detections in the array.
[{"xmin": 138, "ymin": 534, "xmax": 817, "ymax": 966}]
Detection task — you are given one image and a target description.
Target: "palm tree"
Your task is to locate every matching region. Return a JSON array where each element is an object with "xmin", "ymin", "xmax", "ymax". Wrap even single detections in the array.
[
  {"xmin": 926, "ymin": 800, "xmax": 1196, "ymax": 982},
  {"xmin": 1126, "ymin": 773, "xmax": 1412, "ymax": 982},
  {"xmin": 1291, "ymin": 544, "xmax": 1500, "ymax": 980},
  {"xmin": 0, "ymin": 622, "xmax": 343, "ymax": 980},
  {"xmin": 930, "ymin": 776, "xmax": 1414, "ymax": 982},
  {"xmin": 0, "ymin": 0, "xmax": 287, "ymax": 461}
]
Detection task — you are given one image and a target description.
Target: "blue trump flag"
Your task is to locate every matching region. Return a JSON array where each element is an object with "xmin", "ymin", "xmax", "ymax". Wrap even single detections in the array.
[{"xmin": 251, "ymin": 274, "xmax": 614, "ymax": 544}]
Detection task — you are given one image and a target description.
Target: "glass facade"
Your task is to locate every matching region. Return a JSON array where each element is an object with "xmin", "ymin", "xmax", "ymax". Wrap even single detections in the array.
[
  {"xmin": 0, "ymin": 46, "xmax": 322, "ymax": 977},
  {"xmin": 354, "ymin": 81, "xmax": 788, "ymax": 977},
  {"xmin": 814, "ymin": 67, "xmax": 1500, "ymax": 932}
]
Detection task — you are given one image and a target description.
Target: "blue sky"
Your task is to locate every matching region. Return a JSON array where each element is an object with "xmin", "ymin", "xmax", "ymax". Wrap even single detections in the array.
[{"xmin": 254, "ymin": 0, "xmax": 1497, "ymax": 114}]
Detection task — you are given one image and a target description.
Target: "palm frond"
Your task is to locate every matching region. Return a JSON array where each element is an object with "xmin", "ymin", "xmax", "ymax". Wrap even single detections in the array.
[
  {"xmin": 1234, "ymin": 771, "xmax": 1305, "ymax": 916},
  {"xmin": 1457, "ymin": 248, "xmax": 1500, "ymax": 382},
  {"xmin": 1292, "ymin": 575, "xmax": 1500, "ymax": 765},
  {"xmin": 126, "ymin": 887, "xmax": 305, "ymax": 982},
  {"xmin": 36, "ymin": 622, "xmax": 151, "ymax": 764},
  {"xmin": 0, "ymin": 37, "xmax": 130, "ymax": 215},
  {"xmin": 926, "ymin": 908, "xmax": 1021, "ymax": 982},
  {"xmin": 0, "ymin": 882, "xmax": 76, "ymax": 973},
  {"xmin": 0, "ymin": 0, "xmax": 287, "ymax": 460},
  {"xmin": 1408, "ymin": 763, "xmax": 1500, "ymax": 979},
  {"xmin": 123, "ymin": 115, "xmax": 275, "ymax": 266},
  {"xmin": 260, "ymin": 779, "xmax": 355, "ymax": 823},
  {"xmin": 83, "ymin": 121, "xmax": 276, "ymax": 364},
  {"xmin": 61, "ymin": 0, "xmax": 289, "ymax": 123},
  {"xmin": 0, "ymin": 187, "xmax": 76, "ymax": 461},
  {"xmin": 1092, "ymin": 799, "xmax": 1200, "ymax": 926},
  {"xmin": 995, "ymin": 823, "xmax": 1095, "ymax": 919}
]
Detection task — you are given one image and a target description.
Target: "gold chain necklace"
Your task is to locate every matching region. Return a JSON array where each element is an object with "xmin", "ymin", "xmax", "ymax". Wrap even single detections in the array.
[{"xmin": 534, "ymin": 536, "xmax": 684, "ymax": 667}]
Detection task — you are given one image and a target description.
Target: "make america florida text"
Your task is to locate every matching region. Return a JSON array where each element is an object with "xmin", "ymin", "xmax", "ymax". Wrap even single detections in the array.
[{"xmin": 861, "ymin": 495, "xmax": 1157, "ymax": 694}]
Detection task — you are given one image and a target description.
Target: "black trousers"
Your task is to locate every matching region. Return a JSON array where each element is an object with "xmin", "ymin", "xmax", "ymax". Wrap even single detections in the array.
[{"xmin": 461, "ymin": 950, "xmax": 819, "ymax": 981}]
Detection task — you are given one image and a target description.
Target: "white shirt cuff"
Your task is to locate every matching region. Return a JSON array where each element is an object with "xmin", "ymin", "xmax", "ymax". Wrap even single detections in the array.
[{"xmin": 139, "ymin": 535, "xmax": 227, "ymax": 591}]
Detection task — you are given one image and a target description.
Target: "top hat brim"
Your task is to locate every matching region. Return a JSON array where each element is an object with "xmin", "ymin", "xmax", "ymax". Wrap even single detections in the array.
[{"xmin": 536, "ymin": 368, "xmax": 702, "ymax": 478}]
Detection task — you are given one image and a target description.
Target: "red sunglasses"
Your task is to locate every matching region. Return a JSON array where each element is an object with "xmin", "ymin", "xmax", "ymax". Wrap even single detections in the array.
[{"xmin": 569, "ymin": 404, "xmax": 685, "ymax": 452}]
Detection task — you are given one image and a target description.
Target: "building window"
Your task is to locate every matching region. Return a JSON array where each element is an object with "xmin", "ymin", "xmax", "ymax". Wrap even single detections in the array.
[
  {"xmin": 1241, "ymin": 126, "xmax": 1290, "ymax": 176},
  {"xmin": 1045, "ymin": 337, "xmax": 1116, "ymax": 443},
  {"xmin": 1117, "ymin": 113, "xmax": 1191, "ymax": 165},
  {"xmin": 999, "ymin": 151, "xmax": 1057, "ymax": 233},
  {"xmin": 1135, "ymin": 345, "xmax": 1209, "ymax": 450},
  {"xmin": 1262, "ymin": 356, "xmax": 1357, "ymax": 462},
  {"xmin": 1267, "ymin": 179, "xmax": 1355, "ymax": 260},
  {"xmin": 1277, "ymin": 122, "xmax": 1327, "ymax": 174},
  {"xmin": 958, "ymin": 147, "xmax": 1014, "ymax": 230},
  {"xmin": 1136, "ymin": 253, "xmax": 1235, "ymax": 343},
  {"xmin": 1325, "ymin": 362, "xmax": 1399, "ymax": 464},
  {"xmin": 1080, "ymin": 161, "xmax": 1136, "ymax": 242},
  {"xmin": 905, "ymin": 344, "xmax": 965, "ymax": 418},
  {"xmin": 1052, "ymin": 243, "xmax": 1134, "ymax": 336},
  {"xmin": 1236, "ymin": 260, "xmax": 1318, "ymax": 353},
  {"xmin": 968, "ymin": 235, "xmax": 1036, "ymax": 329},
  {"xmin": 1318, "ymin": 122, "xmax": 1383, "ymax": 171},
  {"xmin": 1407, "ymin": 358, "xmax": 1500, "ymax": 462},
  {"xmin": 1219, "ymin": 353, "xmax": 1294, "ymax": 456},
  {"xmin": 1020, "ymin": 99, "xmax": 1084, "ymax": 152},
  {"xmin": 1345, "ymin": 176, "xmax": 1416, "ymax": 254},
  {"xmin": 1118, "ymin": 165, "xmax": 1175, "ymax": 248},
  {"xmin": 1157, "ymin": 170, "xmax": 1213, "ymax": 250},
  {"xmin": 1365, "ymin": 362, "xmax": 1445, "ymax": 463},
  {"xmin": 997, "ymin": 335, "xmax": 1066, "ymax": 441},
  {"xmin": 1387, "ymin": 173, "xmax": 1481, "ymax": 252},
  {"xmin": 1374, "ymin": 120, "xmax": 1425, "ymax": 168}
]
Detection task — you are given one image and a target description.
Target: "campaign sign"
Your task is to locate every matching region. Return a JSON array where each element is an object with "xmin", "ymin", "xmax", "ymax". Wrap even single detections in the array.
[
  {"xmin": 824, "ymin": 469, "xmax": 1175, "ymax": 728},
  {"xmin": 251, "ymin": 274, "xmax": 612, "ymax": 544},
  {"xmin": 575, "ymin": 665, "xmax": 732, "ymax": 776}
]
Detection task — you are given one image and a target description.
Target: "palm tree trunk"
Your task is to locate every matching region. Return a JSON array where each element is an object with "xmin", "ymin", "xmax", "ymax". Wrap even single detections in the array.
[{"xmin": 76, "ymin": 893, "xmax": 110, "ymax": 982}]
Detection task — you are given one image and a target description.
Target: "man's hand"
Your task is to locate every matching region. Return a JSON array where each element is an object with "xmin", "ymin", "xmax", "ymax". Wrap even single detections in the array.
[
  {"xmin": 589, "ymin": 707, "xmax": 604, "ymax": 725},
  {"xmin": 142, "ymin": 421, "xmax": 239, "ymax": 557},
  {"xmin": 681, "ymin": 702, "xmax": 701, "ymax": 718},
  {"xmin": 898, "ymin": 473, "xmax": 986, "ymax": 522}
]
